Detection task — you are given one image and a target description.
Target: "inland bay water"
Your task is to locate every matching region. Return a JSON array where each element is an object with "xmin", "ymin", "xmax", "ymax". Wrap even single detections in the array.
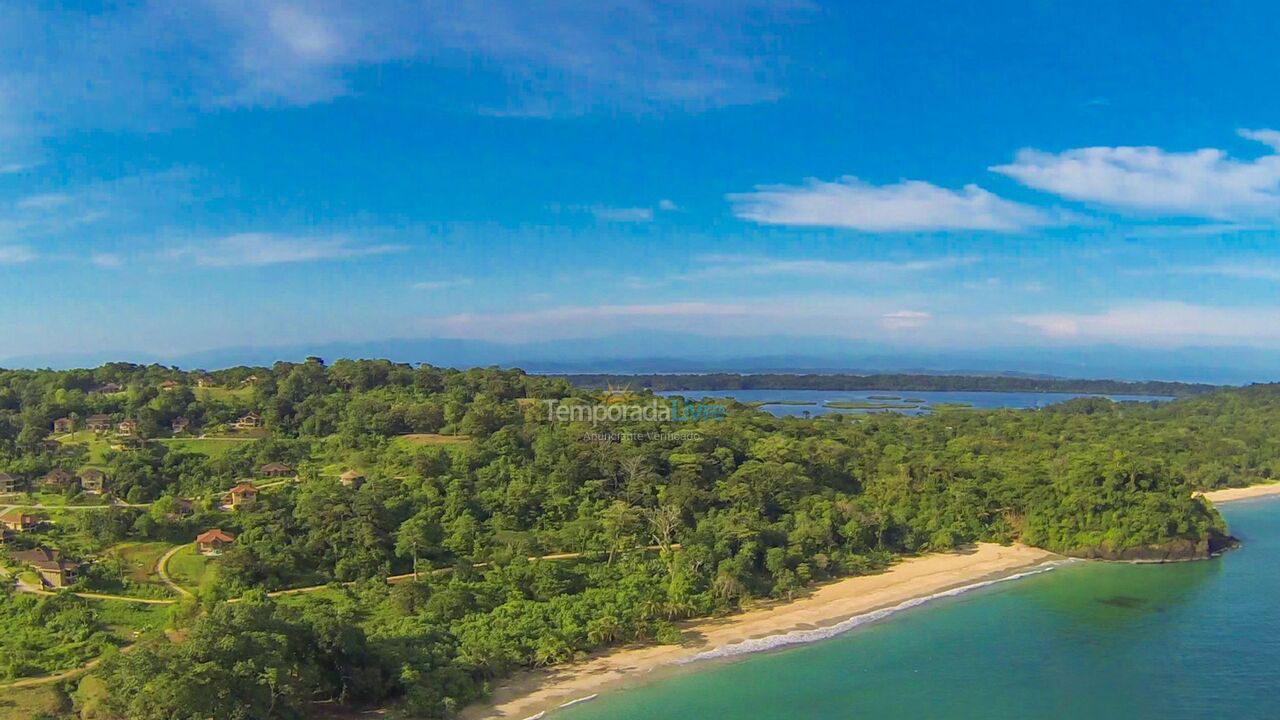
[
  {"xmin": 655, "ymin": 389, "xmax": 1171, "ymax": 416},
  {"xmin": 559, "ymin": 497, "xmax": 1280, "ymax": 720}
]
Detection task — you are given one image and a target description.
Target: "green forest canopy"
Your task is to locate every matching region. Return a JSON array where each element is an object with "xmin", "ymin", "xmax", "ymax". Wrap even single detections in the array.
[{"xmin": 0, "ymin": 361, "xmax": 1275, "ymax": 718}]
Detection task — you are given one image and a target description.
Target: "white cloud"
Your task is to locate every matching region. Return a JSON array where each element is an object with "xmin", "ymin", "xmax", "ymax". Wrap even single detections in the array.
[
  {"xmin": 0, "ymin": 0, "xmax": 811, "ymax": 138},
  {"xmin": 881, "ymin": 309, "xmax": 930, "ymax": 330},
  {"xmin": 413, "ymin": 294, "xmax": 937, "ymax": 342},
  {"xmin": 680, "ymin": 253, "xmax": 977, "ymax": 280},
  {"xmin": 413, "ymin": 278, "xmax": 473, "ymax": 291},
  {"xmin": 0, "ymin": 244, "xmax": 35, "ymax": 263},
  {"xmin": 91, "ymin": 253, "xmax": 124, "ymax": 268},
  {"xmin": 0, "ymin": 161, "xmax": 37, "ymax": 174},
  {"xmin": 1168, "ymin": 260, "xmax": 1280, "ymax": 282},
  {"xmin": 657, "ymin": 199, "xmax": 678, "ymax": 211},
  {"xmin": 16, "ymin": 192, "xmax": 72, "ymax": 210},
  {"xmin": 1015, "ymin": 301, "xmax": 1280, "ymax": 345},
  {"xmin": 592, "ymin": 206, "xmax": 655, "ymax": 223},
  {"xmin": 168, "ymin": 233, "xmax": 404, "ymax": 267},
  {"xmin": 729, "ymin": 177, "xmax": 1055, "ymax": 232},
  {"xmin": 992, "ymin": 129, "xmax": 1280, "ymax": 220}
]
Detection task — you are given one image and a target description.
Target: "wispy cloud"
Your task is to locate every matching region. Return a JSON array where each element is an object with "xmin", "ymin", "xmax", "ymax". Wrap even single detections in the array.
[
  {"xmin": 684, "ymin": 253, "xmax": 977, "ymax": 280},
  {"xmin": 412, "ymin": 278, "xmax": 473, "ymax": 291},
  {"xmin": 0, "ymin": 161, "xmax": 38, "ymax": 174},
  {"xmin": 16, "ymin": 192, "xmax": 72, "ymax": 210},
  {"xmin": 992, "ymin": 129, "xmax": 1280, "ymax": 220},
  {"xmin": 1015, "ymin": 301, "xmax": 1280, "ymax": 345},
  {"xmin": 881, "ymin": 309, "xmax": 930, "ymax": 330},
  {"xmin": 90, "ymin": 253, "xmax": 124, "ymax": 268},
  {"xmin": 1167, "ymin": 260, "xmax": 1280, "ymax": 282},
  {"xmin": 592, "ymin": 206, "xmax": 655, "ymax": 223},
  {"xmin": 167, "ymin": 233, "xmax": 405, "ymax": 267},
  {"xmin": 729, "ymin": 177, "xmax": 1056, "ymax": 232},
  {"xmin": 0, "ymin": 169, "xmax": 192, "ymax": 246},
  {"xmin": 0, "ymin": 0, "xmax": 812, "ymax": 140},
  {"xmin": 0, "ymin": 244, "xmax": 35, "ymax": 264},
  {"xmin": 413, "ymin": 294, "xmax": 937, "ymax": 342}
]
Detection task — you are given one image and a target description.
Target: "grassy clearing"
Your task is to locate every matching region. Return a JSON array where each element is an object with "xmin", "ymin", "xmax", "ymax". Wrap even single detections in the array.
[
  {"xmin": 395, "ymin": 433, "xmax": 471, "ymax": 446},
  {"xmin": 157, "ymin": 437, "xmax": 253, "ymax": 458},
  {"xmin": 165, "ymin": 545, "xmax": 211, "ymax": 592},
  {"xmin": 390, "ymin": 433, "xmax": 471, "ymax": 454},
  {"xmin": 0, "ymin": 685, "xmax": 71, "ymax": 720},
  {"xmin": 105, "ymin": 542, "xmax": 171, "ymax": 586},
  {"xmin": 93, "ymin": 600, "xmax": 171, "ymax": 640},
  {"xmin": 55, "ymin": 431, "xmax": 113, "ymax": 464},
  {"xmin": 194, "ymin": 386, "xmax": 255, "ymax": 402}
]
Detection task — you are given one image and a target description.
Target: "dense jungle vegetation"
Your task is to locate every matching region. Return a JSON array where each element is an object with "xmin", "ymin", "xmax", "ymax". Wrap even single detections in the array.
[{"xmin": 0, "ymin": 360, "xmax": 1275, "ymax": 718}]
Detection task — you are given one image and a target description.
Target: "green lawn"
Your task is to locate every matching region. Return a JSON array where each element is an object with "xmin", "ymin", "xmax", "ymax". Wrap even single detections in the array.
[
  {"xmin": 55, "ymin": 430, "xmax": 113, "ymax": 464},
  {"xmin": 157, "ymin": 437, "xmax": 254, "ymax": 458},
  {"xmin": 165, "ymin": 545, "xmax": 212, "ymax": 591},
  {"xmin": 194, "ymin": 386, "xmax": 255, "ymax": 402},
  {"xmin": 0, "ymin": 685, "xmax": 71, "ymax": 720},
  {"xmin": 92, "ymin": 600, "xmax": 171, "ymax": 640},
  {"xmin": 389, "ymin": 433, "xmax": 472, "ymax": 454}
]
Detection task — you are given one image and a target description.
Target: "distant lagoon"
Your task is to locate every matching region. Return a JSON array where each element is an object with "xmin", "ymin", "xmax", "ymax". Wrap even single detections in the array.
[{"xmin": 655, "ymin": 389, "xmax": 1173, "ymax": 417}]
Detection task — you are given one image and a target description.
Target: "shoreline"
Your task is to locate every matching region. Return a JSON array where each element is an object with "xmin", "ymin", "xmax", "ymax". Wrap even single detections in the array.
[
  {"xmin": 461, "ymin": 542, "xmax": 1061, "ymax": 720},
  {"xmin": 1200, "ymin": 484, "xmax": 1280, "ymax": 504}
]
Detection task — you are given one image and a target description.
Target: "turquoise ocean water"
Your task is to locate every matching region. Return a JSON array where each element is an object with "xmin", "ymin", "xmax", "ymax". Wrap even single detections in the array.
[{"xmin": 561, "ymin": 497, "xmax": 1280, "ymax": 720}]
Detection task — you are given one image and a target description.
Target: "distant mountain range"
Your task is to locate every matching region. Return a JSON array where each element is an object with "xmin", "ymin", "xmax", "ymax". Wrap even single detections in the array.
[{"xmin": 3, "ymin": 332, "xmax": 1278, "ymax": 385}]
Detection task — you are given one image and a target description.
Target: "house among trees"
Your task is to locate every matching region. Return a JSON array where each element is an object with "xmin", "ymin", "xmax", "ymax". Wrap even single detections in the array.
[
  {"xmin": 53, "ymin": 417, "xmax": 74, "ymax": 433},
  {"xmin": 158, "ymin": 380, "xmax": 181, "ymax": 391},
  {"xmin": 40, "ymin": 468, "xmax": 79, "ymax": 492},
  {"xmin": 259, "ymin": 462, "xmax": 293, "ymax": 478},
  {"xmin": 90, "ymin": 382, "xmax": 124, "ymax": 395},
  {"xmin": 11, "ymin": 547, "xmax": 81, "ymax": 588},
  {"xmin": 195, "ymin": 375, "xmax": 216, "ymax": 388},
  {"xmin": 235, "ymin": 411, "xmax": 263, "ymax": 429},
  {"xmin": 196, "ymin": 528, "xmax": 236, "ymax": 555},
  {"xmin": 79, "ymin": 468, "xmax": 107, "ymax": 494},
  {"xmin": 225, "ymin": 481, "xmax": 258, "ymax": 509},
  {"xmin": 339, "ymin": 470, "xmax": 366, "ymax": 489},
  {"xmin": 1, "ymin": 508, "xmax": 36, "ymax": 532},
  {"xmin": 171, "ymin": 416, "xmax": 191, "ymax": 434},
  {"xmin": 0, "ymin": 471, "xmax": 20, "ymax": 493},
  {"xmin": 86, "ymin": 414, "xmax": 113, "ymax": 432},
  {"xmin": 117, "ymin": 419, "xmax": 139, "ymax": 436}
]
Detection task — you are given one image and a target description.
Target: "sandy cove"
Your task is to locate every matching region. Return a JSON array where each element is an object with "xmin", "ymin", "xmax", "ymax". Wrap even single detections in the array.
[
  {"xmin": 1200, "ymin": 484, "xmax": 1280, "ymax": 504},
  {"xmin": 461, "ymin": 542, "xmax": 1060, "ymax": 720}
]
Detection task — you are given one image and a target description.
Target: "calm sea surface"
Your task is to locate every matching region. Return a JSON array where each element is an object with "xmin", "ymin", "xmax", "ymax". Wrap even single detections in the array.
[
  {"xmin": 655, "ymin": 389, "xmax": 1172, "ymax": 416},
  {"xmin": 560, "ymin": 498, "xmax": 1280, "ymax": 720}
]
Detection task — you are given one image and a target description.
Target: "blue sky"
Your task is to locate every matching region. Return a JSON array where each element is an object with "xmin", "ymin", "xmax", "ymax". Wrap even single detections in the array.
[{"xmin": 3, "ymin": 0, "xmax": 1280, "ymax": 359}]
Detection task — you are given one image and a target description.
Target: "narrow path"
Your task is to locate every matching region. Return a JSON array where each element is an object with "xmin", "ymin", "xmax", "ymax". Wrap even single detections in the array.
[
  {"xmin": 0, "ymin": 643, "xmax": 139, "ymax": 689},
  {"xmin": 16, "ymin": 586, "xmax": 176, "ymax": 604},
  {"xmin": 156, "ymin": 543, "xmax": 194, "ymax": 597}
]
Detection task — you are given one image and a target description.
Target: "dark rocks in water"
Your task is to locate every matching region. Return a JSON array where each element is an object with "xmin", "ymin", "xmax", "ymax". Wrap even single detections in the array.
[{"xmin": 1068, "ymin": 532, "xmax": 1240, "ymax": 563}]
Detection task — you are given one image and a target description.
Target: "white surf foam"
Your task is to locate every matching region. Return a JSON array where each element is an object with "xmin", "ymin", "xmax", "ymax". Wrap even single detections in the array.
[
  {"xmin": 557, "ymin": 694, "xmax": 598, "ymax": 708},
  {"xmin": 677, "ymin": 559, "xmax": 1074, "ymax": 664}
]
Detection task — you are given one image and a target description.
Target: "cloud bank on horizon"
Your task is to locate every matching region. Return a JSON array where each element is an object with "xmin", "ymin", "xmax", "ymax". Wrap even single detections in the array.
[{"xmin": 3, "ymin": 0, "xmax": 1280, "ymax": 375}]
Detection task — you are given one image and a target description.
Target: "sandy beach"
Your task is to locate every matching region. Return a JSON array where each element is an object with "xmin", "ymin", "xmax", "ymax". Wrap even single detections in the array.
[
  {"xmin": 1200, "ymin": 484, "xmax": 1280, "ymax": 504},
  {"xmin": 461, "ymin": 542, "xmax": 1060, "ymax": 720}
]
